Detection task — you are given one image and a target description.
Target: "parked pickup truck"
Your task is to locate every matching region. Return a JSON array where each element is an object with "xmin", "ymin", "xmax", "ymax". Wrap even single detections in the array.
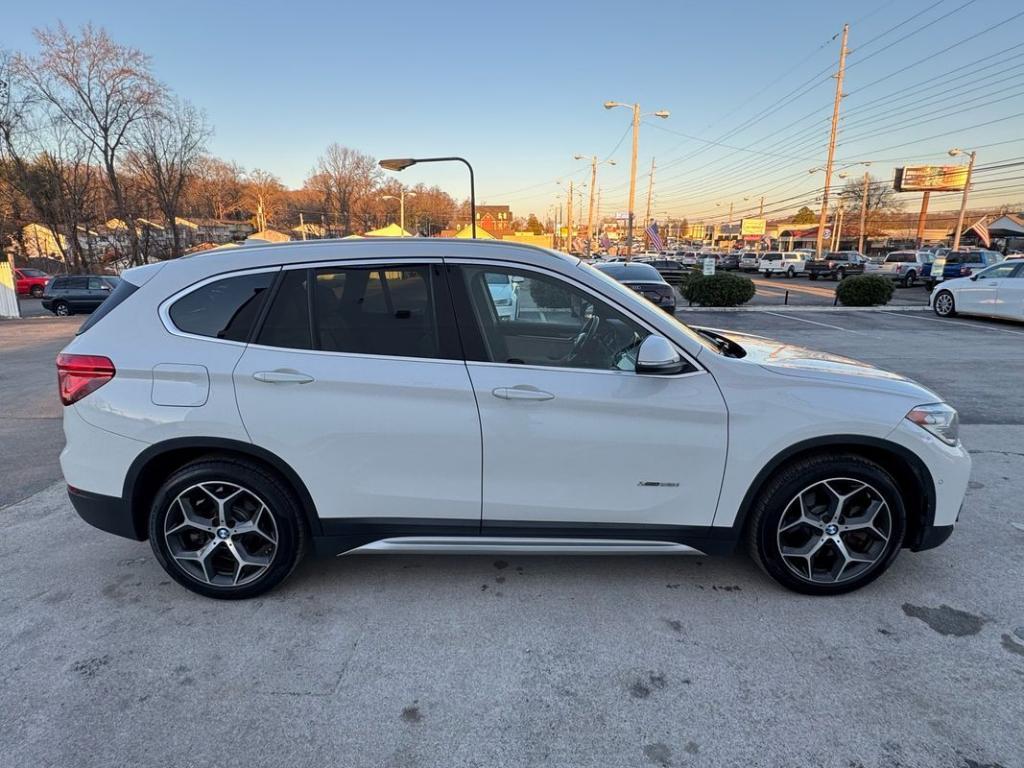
[
  {"xmin": 868, "ymin": 250, "xmax": 934, "ymax": 287},
  {"xmin": 805, "ymin": 251, "xmax": 867, "ymax": 281},
  {"xmin": 759, "ymin": 251, "xmax": 806, "ymax": 278}
]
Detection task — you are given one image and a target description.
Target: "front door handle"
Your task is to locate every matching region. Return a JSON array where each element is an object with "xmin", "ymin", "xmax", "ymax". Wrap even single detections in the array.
[
  {"xmin": 253, "ymin": 370, "xmax": 315, "ymax": 384},
  {"xmin": 492, "ymin": 386, "xmax": 555, "ymax": 401}
]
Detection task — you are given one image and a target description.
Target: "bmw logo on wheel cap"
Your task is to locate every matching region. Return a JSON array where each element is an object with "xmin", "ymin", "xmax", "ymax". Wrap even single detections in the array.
[{"xmin": 216, "ymin": 527, "xmax": 231, "ymax": 539}]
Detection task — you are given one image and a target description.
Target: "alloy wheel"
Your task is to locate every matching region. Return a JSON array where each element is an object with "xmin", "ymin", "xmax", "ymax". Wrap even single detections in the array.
[
  {"xmin": 55, "ymin": 302, "xmax": 69, "ymax": 316},
  {"xmin": 776, "ymin": 478, "xmax": 892, "ymax": 584},
  {"xmin": 163, "ymin": 481, "xmax": 278, "ymax": 587},
  {"xmin": 935, "ymin": 292, "xmax": 954, "ymax": 316}
]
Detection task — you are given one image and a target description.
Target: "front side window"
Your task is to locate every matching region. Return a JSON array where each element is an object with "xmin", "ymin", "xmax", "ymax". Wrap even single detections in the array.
[
  {"xmin": 977, "ymin": 262, "xmax": 1019, "ymax": 280},
  {"xmin": 169, "ymin": 271, "xmax": 275, "ymax": 342},
  {"xmin": 457, "ymin": 265, "xmax": 651, "ymax": 372}
]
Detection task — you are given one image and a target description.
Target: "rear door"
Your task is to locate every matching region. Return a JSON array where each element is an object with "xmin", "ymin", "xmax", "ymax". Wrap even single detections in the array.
[
  {"xmin": 64, "ymin": 276, "xmax": 90, "ymax": 310},
  {"xmin": 956, "ymin": 262, "xmax": 1017, "ymax": 314},
  {"xmin": 447, "ymin": 260, "xmax": 728, "ymax": 531},
  {"xmin": 233, "ymin": 260, "xmax": 482, "ymax": 528}
]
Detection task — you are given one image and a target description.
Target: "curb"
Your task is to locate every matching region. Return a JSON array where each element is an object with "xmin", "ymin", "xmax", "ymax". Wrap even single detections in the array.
[{"xmin": 676, "ymin": 304, "xmax": 932, "ymax": 313}]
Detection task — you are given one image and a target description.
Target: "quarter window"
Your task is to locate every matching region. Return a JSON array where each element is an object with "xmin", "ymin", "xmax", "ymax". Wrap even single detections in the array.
[
  {"xmin": 457, "ymin": 265, "xmax": 652, "ymax": 372},
  {"xmin": 169, "ymin": 272, "xmax": 275, "ymax": 342}
]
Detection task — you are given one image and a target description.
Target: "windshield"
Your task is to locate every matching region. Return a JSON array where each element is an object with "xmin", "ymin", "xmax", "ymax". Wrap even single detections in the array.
[
  {"xmin": 21, "ymin": 268, "xmax": 48, "ymax": 277},
  {"xmin": 580, "ymin": 262, "xmax": 720, "ymax": 354}
]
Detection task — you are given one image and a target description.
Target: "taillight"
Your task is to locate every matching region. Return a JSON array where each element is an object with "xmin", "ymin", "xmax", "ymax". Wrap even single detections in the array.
[
  {"xmin": 56, "ymin": 353, "xmax": 115, "ymax": 406},
  {"xmin": 960, "ymin": 266, "xmax": 972, "ymax": 276}
]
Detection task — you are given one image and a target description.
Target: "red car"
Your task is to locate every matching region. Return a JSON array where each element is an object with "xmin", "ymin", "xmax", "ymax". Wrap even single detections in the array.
[{"xmin": 15, "ymin": 268, "xmax": 51, "ymax": 298}]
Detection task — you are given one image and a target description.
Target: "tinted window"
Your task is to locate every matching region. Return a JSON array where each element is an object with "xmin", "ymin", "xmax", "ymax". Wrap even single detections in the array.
[
  {"xmin": 312, "ymin": 265, "xmax": 439, "ymax": 358},
  {"xmin": 64, "ymin": 277, "xmax": 88, "ymax": 290},
  {"xmin": 21, "ymin": 268, "xmax": 47, "ymax": 277},
  {"xmin": 257, "ymin": 269, "xmax": 312, "ymax": 350},
  {"xmin": 169, "ymin": 271, "xmax": 274, "ymax": 342},
  {"xmin": 87, "ymin": 277, "xmax": 108, "ymax": 290},
  {"xmin": 460, "ymin": 265, "xmax": 652, "ymax": 372}
]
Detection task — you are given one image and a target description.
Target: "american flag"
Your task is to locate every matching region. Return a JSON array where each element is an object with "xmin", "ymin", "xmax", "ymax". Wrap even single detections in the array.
[
  {"xmin": 645, "ymin": 221, "xmax": 664, "ymax": 252},
  {"xmin": 967, "ymin": 217, "xmax": 991, "ymax": 248}
]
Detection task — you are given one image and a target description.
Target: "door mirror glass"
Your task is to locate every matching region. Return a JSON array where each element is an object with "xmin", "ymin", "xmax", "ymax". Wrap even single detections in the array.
[{"xmin": 636, "ymin": 335, "xmax": 684, "ymax": 375}]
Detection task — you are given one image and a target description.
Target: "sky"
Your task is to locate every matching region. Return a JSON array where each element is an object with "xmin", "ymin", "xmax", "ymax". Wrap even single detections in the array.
[{"xmin": 5, "ymin": 0, "xmax": 1023, "ymax": 224}]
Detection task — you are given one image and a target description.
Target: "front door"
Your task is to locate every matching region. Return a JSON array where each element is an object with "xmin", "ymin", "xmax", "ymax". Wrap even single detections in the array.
[
  {"xmin": 994, "ymin": 262, "xmax": 1024, "ymax": 319},
  {"xmin": 447, "ymin": 262, "xmax": 728, "ymax": 532},
  {"xmin": 233, "ymin": 261, "xmax": 482, "ymax": 526},
  {"xmin": 959, "ymin": 262, "xmax": 1017, "ymax": 314}
]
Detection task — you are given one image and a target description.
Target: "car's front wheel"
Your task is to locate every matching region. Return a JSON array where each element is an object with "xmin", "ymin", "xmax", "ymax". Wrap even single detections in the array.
[
  {"xmin": 933, "ymin": 290, "xmax": 956, "ymax": 317},
  {"xmin": 30, "ymin": 285, "xmax": 44, "ymax": 298},
  {"xmin": 746, "ymin": 453, "xmax": 906, "ymax": 595},
  {"xmin": 148, "ymin": 458, "xmax": 307, "ymax": 599}
]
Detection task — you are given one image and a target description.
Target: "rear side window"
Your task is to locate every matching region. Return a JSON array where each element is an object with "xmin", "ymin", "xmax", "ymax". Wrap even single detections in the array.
[
  {"xmin": 257, "ymin": 269, "xmax": 312, "ymax": 350},
  {"xmin": 77, "ymin": 279, "xmax": 140, "ymax": 335},
  {"xmin": 169, "ymin": 272, "xmax": 275, "ymax": 342}
]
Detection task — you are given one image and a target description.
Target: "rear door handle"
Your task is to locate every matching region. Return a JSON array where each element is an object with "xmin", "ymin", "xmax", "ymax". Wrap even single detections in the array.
[
  {"xmin": 492, "ymin": 386, "xmax": 555, "ymax": 401},
  {"xmin": 253, "ymin": 370, "xmax": 315, "ymax": 384}
]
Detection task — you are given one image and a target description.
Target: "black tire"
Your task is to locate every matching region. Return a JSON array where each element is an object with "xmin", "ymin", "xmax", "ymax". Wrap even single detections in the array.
[
  {"xmin": 764, "ymin": 271, "xmax": 771, "ymax": 278},
  {"xmin": 746, "ymin": 453, "xmax": 906, "ymax": 596},
  {"xmin": 809, "ymin": 273, "xmax": 818, "ymax": 281},
  {"xmin": 30, "ymin": 285, "xmax": 44, "ymax": 298},
  {"xmin": 786, "ymin": 267, "xmax": 795, "ymax": 278},
  {"xmin": 148, "ymin": 457, "xmax": 307, "ymax": 599},
  {"xmin": 53, "ymin": 301, "xmax": 71, "ymax": 316},
  {"xmin": 902, "ymin": 270, "xmax": 916, "ymax": 288},
  {"xmin": 933, "ymin": 289, "xmax": 956, "ymax": 317},
  {"xmin": 836, "ymin": 268, "xmax": 846, "ymax": 281}
]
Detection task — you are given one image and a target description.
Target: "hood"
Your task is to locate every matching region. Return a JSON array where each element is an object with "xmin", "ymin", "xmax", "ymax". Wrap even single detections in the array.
[{"xmin": 702, "ymin": 327, "xmax": 942, "ymax": 400}]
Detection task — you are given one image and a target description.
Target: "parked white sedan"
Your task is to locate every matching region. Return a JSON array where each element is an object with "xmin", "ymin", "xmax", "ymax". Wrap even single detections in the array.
[{"xmin": 932, "ymin": 260, "xmax": 1024, "ymax": 321}]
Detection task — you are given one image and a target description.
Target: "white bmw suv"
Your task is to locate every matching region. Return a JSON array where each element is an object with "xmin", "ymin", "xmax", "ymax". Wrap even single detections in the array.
[{"xmin": 58, "ymin": 239, "xmax": 970, "ymax": 599}]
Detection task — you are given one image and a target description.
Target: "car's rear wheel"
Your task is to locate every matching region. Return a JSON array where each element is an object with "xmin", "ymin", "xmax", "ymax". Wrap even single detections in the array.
[
  {"xmin": 148, "ymin": 458, "xmax": 306, "ymax": 599},
  {"xmin": 837, "ymin": 268, "xmax": 846, "ymax": 280},
  {"xmin": 30, "ymin": 285, "xmax": 44, "ymax": 298},
  {"xmin": 933, "ymin": 290, "xmax": 956, "ymax": 317},
  {"xmin": 903, "ymin": 270, "xmax": 916, "ymax": 288},
  {"xmin": 809, "ymin": 273, "xmax": 818, "ymax": 281},
  {"xmin": 786, "ymin": 267, "xmax": 795, "ymax": 278},
  {"xmin": 746, "ymin": 453, "xmax": 906, "ymax": 595},
  {"xmin": 53, "ymin": 301, "xmax": 71, "ymax": 316}
]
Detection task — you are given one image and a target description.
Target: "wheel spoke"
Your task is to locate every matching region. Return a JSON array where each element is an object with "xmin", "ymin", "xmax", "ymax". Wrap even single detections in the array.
[
  {"xmin": 832, "ymin": 537, "xmax": 876, "ymax": 581},
  {"xmin": 166, "ymin": 495, "xmax": 215, "ymax": 535},
  {"xmin": 233, "ymin": 505, "xmax": 277, "ymax": 544},
  {"xmin": 172, "ymin": 538, "xmax": 220, "ymax": 584}
]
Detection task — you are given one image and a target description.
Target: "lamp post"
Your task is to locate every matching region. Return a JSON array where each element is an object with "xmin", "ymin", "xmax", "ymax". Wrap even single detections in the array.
[
  {"xmin": 949, "ymin": 148, "xmax": 977, "ymax": 250},
  {"xmin": 380, "ymin": 157, "xmax": 476, "ymax": 238},
  {"xmin": 381, "ymin": 190, "xmax": 416, "ymax": 234},
  {"xmin": 603, "ymin": 102, "xmax": 669, "ymax": 258}
]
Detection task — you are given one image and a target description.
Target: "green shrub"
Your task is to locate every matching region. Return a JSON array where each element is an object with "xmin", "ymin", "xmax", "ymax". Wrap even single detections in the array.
[
  {"xmin": 683, "ymin": 272, "xmax": 756, "ymax": 307},
  {"xmin": 835, "ymin": 275, "xmax": 894, "ymax": 307}
]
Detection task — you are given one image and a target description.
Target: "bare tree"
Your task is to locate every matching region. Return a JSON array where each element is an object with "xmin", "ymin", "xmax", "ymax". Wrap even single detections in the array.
[
  {"xmin": 130, "ymin": 99, "xmax": 210, "ymax": 258},
  {"xmin": 840, "ymin": 174, "xmax": 902, "ymax": 237},
  {"xmin": 190, "ymin": 156, "xmax": 244, "ymax": 220},
  {"xmin": 15, "ymin": 23, "xmax": 165, "ymax": 265},
  {"xmin": 244, "ymin": 169, "xmax": 285, "ymax": 232},
  {"xmin": 307, "ymin": 144, "xmax": 381, "ymax": 235}
]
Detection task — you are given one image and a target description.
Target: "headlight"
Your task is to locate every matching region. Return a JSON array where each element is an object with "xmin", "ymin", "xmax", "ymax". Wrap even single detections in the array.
[{"xmin": 906, "ymin": 403, "xmax": 959, "ymax": 445}]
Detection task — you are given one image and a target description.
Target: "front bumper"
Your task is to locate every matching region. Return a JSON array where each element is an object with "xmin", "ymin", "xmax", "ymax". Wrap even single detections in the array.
[{"xmin": 67, "ymin": 485, "xmax": 144, "ymax": 540}]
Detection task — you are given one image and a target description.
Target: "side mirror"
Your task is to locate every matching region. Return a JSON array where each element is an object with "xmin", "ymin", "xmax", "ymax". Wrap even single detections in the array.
[
  {"xmin": 970, "ymin": 274, "xmax": 979, "ymax": 281},
  {"xmin": 636, "ymin": 335, "xmax": 684, "ymax": 375}
]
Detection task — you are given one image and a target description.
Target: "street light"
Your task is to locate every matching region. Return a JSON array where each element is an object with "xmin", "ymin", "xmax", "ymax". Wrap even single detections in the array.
[
  {"xmin": 948, "ymin": 147, "xmax": 978, "ymax": 250},
  {"xmin": 574, "ymin": 154, "xmax": 616, "ymax": 256},
  {"xmin": 603, "ymin": 101, "xmax": 670, "ymax": 257},
  {"xmin": 379, "ymin": 156, "xmax": 476, "ymax": 238},
  {"xmin": 381, "ymin": 190, "xmax": 416, "ymax": 234}
]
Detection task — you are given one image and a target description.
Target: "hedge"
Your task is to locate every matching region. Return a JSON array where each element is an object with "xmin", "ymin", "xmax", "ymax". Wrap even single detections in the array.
[
  {"xmin": 835, "ymin": 274, "xmax": 894, "ymax": 307},
  {"xmin": 683, "ymin": 272, "xmax": 756, "ymax": 307}
]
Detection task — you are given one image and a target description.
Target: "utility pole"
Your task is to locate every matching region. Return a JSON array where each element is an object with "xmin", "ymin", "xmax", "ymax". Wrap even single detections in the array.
[
  {"xmin": 299, "ymin": 212, "xmax": 307, "ymax": 241},
  {"xmin": 586, "ymin": 159, "xmax": 598, "ymax": 254},
  {"xmin": 758, "ymin": 196, "xmax": 765, "ymax": 217},
  {"xmin": 627, "ymin": 103, "xmax": 641, "ymax": 257},
  {"xmin": 857, "ymin": 171, "xmax": 869, "ymax": 253},
  {"xmin": 566, "ymin": 180, "xmax": 574, "ymax": 254},
  {"xmin": 951, "ymin": 150, "xmax": 977, "ymax": 250},
  {"xmin": 915, "ymin": 192, "xmax": 931, "ymax": 248},
  {"xmin": 815, "ymin": 22, "xmax": 849, "ymax": 259},
  {"xmin": 644, "ymin": 157, "xmax": 656, "ymax": 247},
  {"xmin": 832, "ymin": 204, "xmax": 844, "ymax": 251}
]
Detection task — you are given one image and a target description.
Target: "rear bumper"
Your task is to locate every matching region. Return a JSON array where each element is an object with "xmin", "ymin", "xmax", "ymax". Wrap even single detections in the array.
[{"xmin": 67, "ymin": 485, "xmax": 144, "ymax": 540}]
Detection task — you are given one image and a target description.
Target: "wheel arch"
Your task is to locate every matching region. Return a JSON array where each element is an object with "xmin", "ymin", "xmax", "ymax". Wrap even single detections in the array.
[
  {"xmin": 123, "ymin": 437, "xmax": 322, "ymax": 541},
  {"xmin": 733, "ymin": 435, "xmax": 936, "ymax": 550}
]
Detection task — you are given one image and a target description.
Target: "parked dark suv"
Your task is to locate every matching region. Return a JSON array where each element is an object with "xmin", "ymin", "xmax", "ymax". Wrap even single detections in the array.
[{"xmin": 41, "ymin": 274, "xmax": 120, "ymax": 316}]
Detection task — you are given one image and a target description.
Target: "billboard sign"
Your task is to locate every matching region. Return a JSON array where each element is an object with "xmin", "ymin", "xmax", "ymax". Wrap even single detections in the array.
[
  {"xmin": 894, "ymin": 165, "xmax": 969, "ymax": 192},
  {"xmin": 740, "ymin": 217, "xmax": 766, "ymax": 236}
]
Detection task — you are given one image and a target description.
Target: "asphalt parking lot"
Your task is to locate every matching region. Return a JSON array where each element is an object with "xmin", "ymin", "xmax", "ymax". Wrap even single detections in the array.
[{"xmin": 1, "ymin": 310, "xmax": 1022, "ymax": 768}]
